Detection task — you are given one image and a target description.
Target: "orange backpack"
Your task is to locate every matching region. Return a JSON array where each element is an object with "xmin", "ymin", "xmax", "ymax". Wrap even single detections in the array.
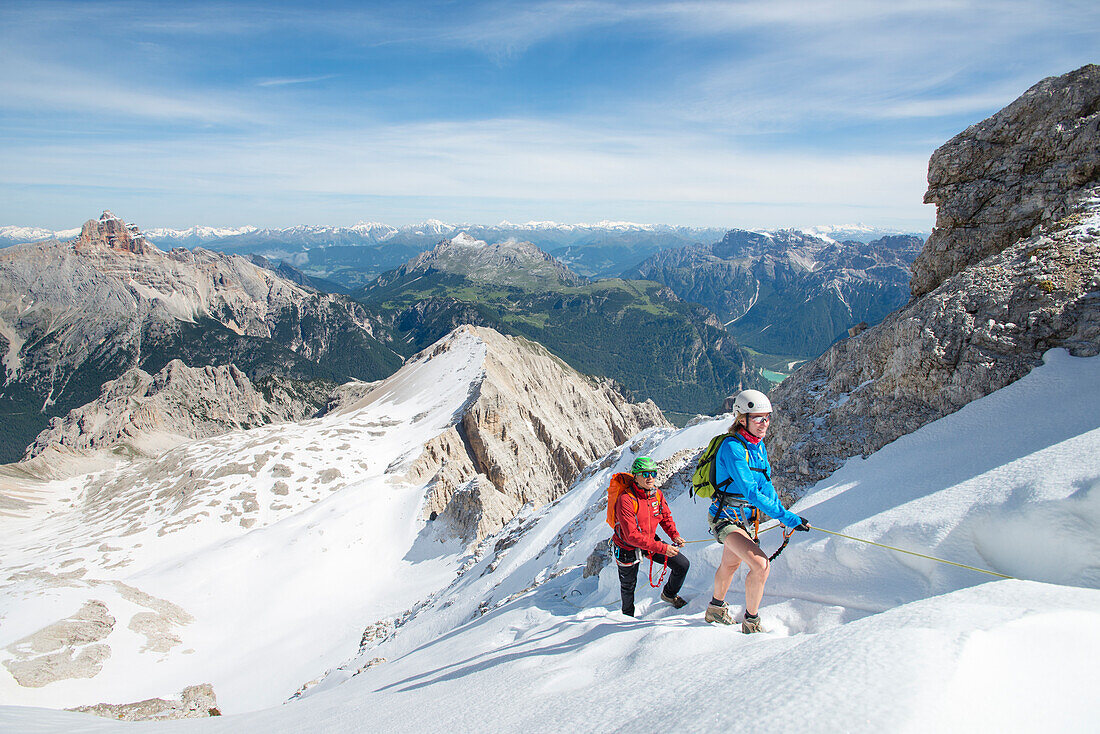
[{"xmin": 606, "ymin": 472, "xmax": 663, "ymax": 529}]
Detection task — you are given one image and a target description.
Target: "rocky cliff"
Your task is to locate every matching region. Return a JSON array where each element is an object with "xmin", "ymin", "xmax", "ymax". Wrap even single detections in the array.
[
  {"xmin": 911, "ymin": 65, "xmax": 1100, "ymax": 298},
  {"xmin": 767, "ymin": 66, "xmax": 1100, "ymax": 494},
  {"xmin": 358, "ymin": 326, "xmax": 669, "ymax": 543}
]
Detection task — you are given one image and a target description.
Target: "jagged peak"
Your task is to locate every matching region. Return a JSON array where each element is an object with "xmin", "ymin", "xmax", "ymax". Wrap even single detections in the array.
[{"xmin": 75, "ymin": 211, "xmax": 150, "ymax": 255}]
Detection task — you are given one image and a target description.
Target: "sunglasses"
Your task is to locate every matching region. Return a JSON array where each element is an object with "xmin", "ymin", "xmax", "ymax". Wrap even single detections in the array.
[
  {"xmin": 749, "ymin": 414, "xmax": 771, "ymax": 424},
  {"xmin": 638, "ymin": 471, "xmax": 658, "ymax": 479}
]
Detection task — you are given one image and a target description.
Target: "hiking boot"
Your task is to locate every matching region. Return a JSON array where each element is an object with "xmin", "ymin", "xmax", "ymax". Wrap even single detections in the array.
[
  {"xmin": 741, "ymin": 612, "xmax": 766, "ymax": 634},
  {"xmin": 705, "ymin": 603, "xmax": 735, "ymax": 625},
  {"xmin": 660, "ymin": 592, "xmax": 687, "ymax": 609}
]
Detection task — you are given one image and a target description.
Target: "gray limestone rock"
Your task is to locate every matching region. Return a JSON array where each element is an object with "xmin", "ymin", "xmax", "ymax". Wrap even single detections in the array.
[
  {"xmin": 3, "ymin": 600, "xmax": 115, "ymax": 688},
  {"xmin": 0, "ymin": 211, "xmax": 399, "ymax": 463},
  {"xmin": 911, "ymin": 64, "xmax": 1100, "ymax": 298},
  {"xmin": 435, "ymin": 475, "xmax": 523, "ymax": 545},
  {"xmin": 24, "ymin": 359, "xmax": 330, "ymax": 461},
  {"xmin": 404, "ymin": 326, "xmax": 669, "ymax": 544},
  {"xmin": 23, "ymin": 358, "xmax": 325, "ymax": 462}
]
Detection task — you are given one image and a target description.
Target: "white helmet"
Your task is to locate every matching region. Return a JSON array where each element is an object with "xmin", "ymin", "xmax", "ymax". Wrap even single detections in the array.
[{"xmin": 732, "ymin": 389, "xmax": 772, "ymax": 415}]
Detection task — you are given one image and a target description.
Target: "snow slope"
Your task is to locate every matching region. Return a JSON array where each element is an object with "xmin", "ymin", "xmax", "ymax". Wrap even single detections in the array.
[
  {"xmin": 0, "ymin": 330, "xmax": 490, "ymax": 712},
  {"xmin": 2, "ymin": 349, "xmax": 1098, "ymax": 732}
]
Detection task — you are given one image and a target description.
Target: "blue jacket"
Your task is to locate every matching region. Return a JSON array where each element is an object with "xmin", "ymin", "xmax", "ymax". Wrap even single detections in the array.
[{"xmin": 709, "ymin": 431, "xmax": 801, "ymax": 529}]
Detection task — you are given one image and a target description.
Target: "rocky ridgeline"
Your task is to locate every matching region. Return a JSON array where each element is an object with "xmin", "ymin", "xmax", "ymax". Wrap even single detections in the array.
[
  {"xmin": 397, "ymin": 326, "xmax": 667, "ymax": 543},
  {"xmin": 768, "ymin": 66, "xmax": 1100, "ymax": 493},
  {"xmin": 67, "ymin": 684, "xmax": 220, "ymax": 721},
  {"xmin": 24, "ymin": 360, "xmax": 329, "ymax": 464},
  {"xmin": 911, "ymin": 65, "xmax": 1100, "ymax": 298}
]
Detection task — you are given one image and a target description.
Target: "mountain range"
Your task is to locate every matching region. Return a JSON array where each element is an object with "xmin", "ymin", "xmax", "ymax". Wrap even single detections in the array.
[
  {"xmin": 0, "ymin": 213, "xmax": 401, "ymax": 464},
  {"xmin": 1, "ymin": 221, "xmax": 923, "ymax": 288},
  {"xmin": 357, "ymin": 233, "xmax": 762, "ymax": 420},
  {"xmin": 629, "ymin": 229, "xmax": 923, "ymax": 359}
]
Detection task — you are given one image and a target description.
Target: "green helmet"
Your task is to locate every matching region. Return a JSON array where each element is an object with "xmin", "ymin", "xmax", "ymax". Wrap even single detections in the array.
[{"xmin": 631, "ymin": 456, "xmax": 657, "ymax": 474}]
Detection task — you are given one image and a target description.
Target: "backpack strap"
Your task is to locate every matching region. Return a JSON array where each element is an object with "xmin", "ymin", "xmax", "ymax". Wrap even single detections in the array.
[
  {"xmin": 731, "ymin": 432, "xmax": 770, "ymax": 480},
  {"xmin": 618, "ymin": 487, "xmax": 665, "ymax": 549}
]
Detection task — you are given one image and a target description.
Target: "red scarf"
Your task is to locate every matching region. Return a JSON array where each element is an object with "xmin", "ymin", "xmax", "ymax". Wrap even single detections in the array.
[{"xmin": 737, "ymin": 427, "xmax": 761, "ymax": 445}]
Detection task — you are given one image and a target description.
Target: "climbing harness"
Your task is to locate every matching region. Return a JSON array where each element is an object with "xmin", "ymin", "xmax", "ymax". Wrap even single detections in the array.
[
  {"xmin": 710, "ymin": 501, "xmax": 793, "ymax": 561},
  {"xmin": 608, "ymin": 538, "xmax": 672, "ymax": 587},
  {"xmin": 609, "ymin": 538, "xmax": 639, "ymax": 566}
]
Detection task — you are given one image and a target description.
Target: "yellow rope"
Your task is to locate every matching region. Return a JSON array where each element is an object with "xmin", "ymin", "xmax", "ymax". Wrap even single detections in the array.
[
  {"xmin": 812, "ymin": 526, "xmax": 1014, "ymax": 579},
  {"xmin": 680, "ymin": 524, "xmax": 1013, "ymax": 580}
]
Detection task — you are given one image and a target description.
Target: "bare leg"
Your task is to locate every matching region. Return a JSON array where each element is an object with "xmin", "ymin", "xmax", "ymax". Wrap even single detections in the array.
[
  {"xmin": 712, "ymin": 546, "xmax": 741, "ymax": 601},
  {"xmin": 712, "ymin": 527, "xmax": 770, "ymax": 615}
]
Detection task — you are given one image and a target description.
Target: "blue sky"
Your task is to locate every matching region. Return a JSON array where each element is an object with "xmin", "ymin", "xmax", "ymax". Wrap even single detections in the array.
[{"xmin": 1, "ymin": 0, "xmax": 1097, "ymax": 230}]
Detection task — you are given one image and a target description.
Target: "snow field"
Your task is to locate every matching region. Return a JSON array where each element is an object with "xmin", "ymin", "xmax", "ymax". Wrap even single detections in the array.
[{"xmin": 0, "ymin": 331, "xmax": 489, "ymax": 711}]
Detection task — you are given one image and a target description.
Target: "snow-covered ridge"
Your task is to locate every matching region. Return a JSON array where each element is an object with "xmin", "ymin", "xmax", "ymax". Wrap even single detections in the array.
[
  {"xmin": 0, "ymin": 225, "xmax": 81, "ymax": 241},
  {"xmin": 145, "ymin": 225, "xmax": 260, "ymax": 240}
]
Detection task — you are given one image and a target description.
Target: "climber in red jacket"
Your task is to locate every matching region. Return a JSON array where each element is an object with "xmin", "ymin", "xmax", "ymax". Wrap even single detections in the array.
[{"xmin": 610, "ymin": 456, "xmax": 689, "ymax": 616}]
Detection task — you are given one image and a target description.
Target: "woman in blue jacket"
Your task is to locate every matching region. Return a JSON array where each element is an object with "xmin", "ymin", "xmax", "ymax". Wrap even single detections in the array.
[{"xmin": 705, "ymin": 389, "xmax": 810, "ymax": 632}]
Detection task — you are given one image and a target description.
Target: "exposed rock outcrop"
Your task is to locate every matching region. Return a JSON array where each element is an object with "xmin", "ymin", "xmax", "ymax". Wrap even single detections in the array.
[
  {"xmin": 3, "ymin": 600, "xmax": 115, "ymax": 688},
  {"xmin": 67, "ymin": 683, "xmax": 220, "ymax": 721},
  {"xmin": 911, "ymin": 65, "xmax": 1100, "ymax": 298},
  {"xmin": 401, "ymin": 326, "xmax": 669, "ymax": 544},
  {"xmin": 435, "ymin": 475, "xmax": 523, "ymax": 543},
  {"xmin": 24, "ymin": 359, "xmax": 330, "ymax": 462},
  {"xmin": 75, "ymin": 211, "xmax": 149, "ymax": 255},
  {"xmin": 769, "ymin": 66, "xmax": 1100, "ymax": 494}
]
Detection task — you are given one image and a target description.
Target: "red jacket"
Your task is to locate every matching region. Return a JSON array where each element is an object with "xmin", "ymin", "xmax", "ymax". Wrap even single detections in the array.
[{"xmin": 613, "ymin": 481, "xmax": 681, "ymax": 556}]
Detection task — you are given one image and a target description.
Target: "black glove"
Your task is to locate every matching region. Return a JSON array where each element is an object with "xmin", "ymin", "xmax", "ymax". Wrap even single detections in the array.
[{"xmin": 794, "ymin": 517, "xmax": 811, "ymax": 532}]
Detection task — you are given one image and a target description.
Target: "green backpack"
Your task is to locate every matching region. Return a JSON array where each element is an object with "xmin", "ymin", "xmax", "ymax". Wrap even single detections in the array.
[{"xmin": 690, "ymin": 433, "xmax": 754, "ymax": 501}]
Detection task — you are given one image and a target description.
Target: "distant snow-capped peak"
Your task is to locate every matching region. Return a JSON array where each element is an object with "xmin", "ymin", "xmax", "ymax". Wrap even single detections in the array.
[{"xmin": 449, "ymin": 232, "xmax": 488, "ymax": 248}]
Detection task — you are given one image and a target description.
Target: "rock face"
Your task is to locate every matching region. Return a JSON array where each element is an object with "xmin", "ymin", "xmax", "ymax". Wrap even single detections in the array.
[
  {"xmin": 397, "ymin": 326, "xmax": 669, "ymax": 543},
  {"xmin": 911, "ymin": 65, "xmax": 1100, "ymax": 298},
  {"xmin": 74, "ymin": 211, "xmax": 148, "ymax": 255},
  {"xmin": 0, "ymin": 212, "xmax": 401, "ymax": 463},
  {"xmin": 3, "ymin": 600, "xmax": 115, "ymax": 688},
  {"xmin": 768, "ymin": 66, "xmax": 1100, "ymax": 494},
  {"xmin": 631, "ymin": 230, "xmax": 922, "ymax": 359},
  {"xmin": 24, "ymin": 359, "xmax": 329, "ymax": 462}
]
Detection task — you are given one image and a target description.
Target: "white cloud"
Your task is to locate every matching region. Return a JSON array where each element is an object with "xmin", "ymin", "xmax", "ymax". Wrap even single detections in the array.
[
  {"xmin": 0, "ymin": 52, "xmax": 254, "ymax": 123},
  {"xmin": 0, "ymin": 115, "xmax": 934, "ymax": 228},
  {"xmin": 256, "ymin": 75, "xmax": 337, "ymax": 87}
]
